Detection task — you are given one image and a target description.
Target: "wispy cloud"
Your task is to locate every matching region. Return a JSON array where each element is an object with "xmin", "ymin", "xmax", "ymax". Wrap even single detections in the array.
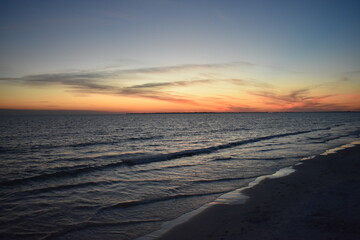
[
  {"xmin": 0, "ymin": 62, "xmax": 245, "ymax": 82},
  {"xmin": 2, "ymin": 62, "xmax": 355, "ymax": 111},
  {"xmin": 249, "ymin": 88, "xmax": 311, "ymax": 102},
  {"xmin": 67, "ymin": 80, "xmax": 202, "ymax": 105},
  {"xmin": 227, "ymin": 79, "xmax": 273, "ymax": 88},
  {"xmin": 117, "ymin": 87, "xmax": 199, "ymax": 105},
  {"xmin": 127, "ymin": 79, "xmax": 215, "ymax": 89},
  {"xmin": 120, "ymin": 61, "xmax": 253, "ymax": 75},
  {"xmin": 0, "ymin": 62, "xmax": 261, "ymax": 107},
  {"xmin": 12, "ymin": 71, "xmax": 218, "ymax": 106},
  {"xmin": 247, "ymin": 88, "xmax": 344, "ymax": 111}
]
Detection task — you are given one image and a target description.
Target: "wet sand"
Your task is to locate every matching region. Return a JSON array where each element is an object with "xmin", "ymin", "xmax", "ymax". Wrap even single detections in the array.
[{"xmin": 156, "ymin": 144, "xmax": 360, "ymax": 240}]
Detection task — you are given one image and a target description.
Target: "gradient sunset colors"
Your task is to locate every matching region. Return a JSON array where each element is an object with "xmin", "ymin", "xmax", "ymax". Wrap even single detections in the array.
[{"xmin": 1, "ymin": 0, "xmax": 359, "ymax": 113}]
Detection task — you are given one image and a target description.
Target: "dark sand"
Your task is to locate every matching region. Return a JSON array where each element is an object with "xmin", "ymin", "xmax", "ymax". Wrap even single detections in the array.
[{"xmin": 156, "ymin": 144, "xmax": 360, "ymax": 240}]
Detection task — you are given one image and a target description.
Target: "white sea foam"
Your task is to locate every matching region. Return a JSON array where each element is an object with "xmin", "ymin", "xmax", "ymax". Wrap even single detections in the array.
[
  {"xmin": 136, "ymin": 166, "xmax": 296, "ymax": 240},
  {"xmin": 320, "ymin": 140, "xmax": 360, "ymax": 156},
  {"xmin": 137, "ymin": 140, "xmax": 360, "ymax": 240}
]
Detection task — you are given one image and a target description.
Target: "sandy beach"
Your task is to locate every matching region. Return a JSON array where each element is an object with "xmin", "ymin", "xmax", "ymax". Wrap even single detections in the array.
[{"xmin": 156, "ymin": 143, "xmax": 360, "ymax": 240}]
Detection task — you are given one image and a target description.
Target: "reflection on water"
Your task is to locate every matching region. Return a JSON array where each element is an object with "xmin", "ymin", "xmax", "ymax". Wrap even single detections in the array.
[{"xmin": 0, "ymin": 112, "xmax": 359, "ymax": 239}]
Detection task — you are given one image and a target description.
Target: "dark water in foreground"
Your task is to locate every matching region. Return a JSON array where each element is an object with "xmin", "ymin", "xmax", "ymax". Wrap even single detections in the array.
[{"xmin": 0, "ymin": 112, "xmax": 359, "ymax": 240}]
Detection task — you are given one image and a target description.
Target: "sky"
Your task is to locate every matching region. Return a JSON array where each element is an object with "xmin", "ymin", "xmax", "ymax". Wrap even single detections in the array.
[{"xmin": 0, "ymin": 0, "xmax": 359, "ymax": 113}]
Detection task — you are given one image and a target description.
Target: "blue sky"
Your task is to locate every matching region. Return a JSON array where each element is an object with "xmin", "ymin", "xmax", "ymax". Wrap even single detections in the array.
[{"xmin": 1, "ymin": 0, "xmax": 359, "ymax": 76}]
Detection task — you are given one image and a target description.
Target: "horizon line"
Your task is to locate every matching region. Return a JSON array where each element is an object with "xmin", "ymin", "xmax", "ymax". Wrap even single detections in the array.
[{"xmin": 0, "ymin": 108, "xmax": 358, "ymax": 115}]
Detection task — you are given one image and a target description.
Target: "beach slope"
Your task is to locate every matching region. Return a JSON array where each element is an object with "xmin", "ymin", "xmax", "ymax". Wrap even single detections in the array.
[{"xmin": 156, "ymin": 144, "xmax": 360, "ymax": 240}]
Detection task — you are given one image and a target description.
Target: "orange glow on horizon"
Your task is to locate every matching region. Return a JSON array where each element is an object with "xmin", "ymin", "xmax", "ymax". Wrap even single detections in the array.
[{"xmin": 1, "ymin": 65, "xmax": 359, "ymax": 113}]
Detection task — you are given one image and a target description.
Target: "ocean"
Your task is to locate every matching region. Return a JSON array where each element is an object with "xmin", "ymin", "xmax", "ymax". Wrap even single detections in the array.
[{"xmin": 0, "ymin": 112, "xmax": 359, "ymax": 240}]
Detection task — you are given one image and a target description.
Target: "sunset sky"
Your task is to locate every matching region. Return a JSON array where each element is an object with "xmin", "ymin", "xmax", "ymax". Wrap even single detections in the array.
[{"xmin": 0, "ymin": 0, "xmax": 359, "ymax": 113}]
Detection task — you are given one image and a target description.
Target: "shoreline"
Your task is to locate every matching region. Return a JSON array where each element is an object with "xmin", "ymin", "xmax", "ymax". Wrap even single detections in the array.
[
  {"xmin": 137, "ymin": 162, "xmax": 297, "ymax": 240},
  {"xmin": 141, "ymin": 141, "xmax": 360, "ymax": 240}
]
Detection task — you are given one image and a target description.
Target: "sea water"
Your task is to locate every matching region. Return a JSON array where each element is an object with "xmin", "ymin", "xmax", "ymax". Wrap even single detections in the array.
[{"xmin": 0, "ymin": 112, "xmax": 359, "ymax": 239}]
